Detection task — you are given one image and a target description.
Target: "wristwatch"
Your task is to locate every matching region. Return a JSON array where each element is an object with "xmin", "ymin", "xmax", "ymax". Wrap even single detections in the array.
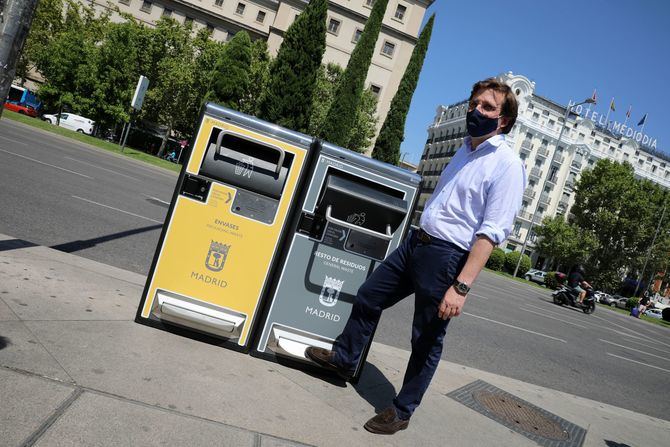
[{"xmin": 453, "ymin": 279, "xmax": 471, "ymax": 296}]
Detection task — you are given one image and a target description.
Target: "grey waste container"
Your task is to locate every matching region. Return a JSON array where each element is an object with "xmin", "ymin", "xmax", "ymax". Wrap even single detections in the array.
[{"xmin": 252, "ymin": 142, "xmax": 421, "ymax": 379}]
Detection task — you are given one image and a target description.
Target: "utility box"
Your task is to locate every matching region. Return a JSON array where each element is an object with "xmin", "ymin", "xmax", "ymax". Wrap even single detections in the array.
[
  {"xmin": 253, "ymin": 142, "xmax": 421, "ymax": 379},
  {"xmin": 136, "ymin": 104, "xmax": 318, "ymax": 350}
]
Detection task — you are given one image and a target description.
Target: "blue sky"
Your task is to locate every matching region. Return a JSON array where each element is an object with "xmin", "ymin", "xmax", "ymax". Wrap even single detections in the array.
[{"xmin": 400, "ymin": 0, "xmax": 670, "ymax": 164}]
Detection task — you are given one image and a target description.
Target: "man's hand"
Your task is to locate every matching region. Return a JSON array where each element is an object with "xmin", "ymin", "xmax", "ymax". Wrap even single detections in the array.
[{"xmin": 438, "ymin": 286, "xmax": 467, "ymax": 319}]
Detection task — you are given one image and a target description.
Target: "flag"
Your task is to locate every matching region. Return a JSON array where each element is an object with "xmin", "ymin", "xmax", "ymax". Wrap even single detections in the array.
[
  {"xmin": 626, "ymin": 106, "xmax": 631, "ymax": 119},
  {"xmin": 638, "ymin": 113, "xmax": 647, "ymax": 126},
  {"xmin": 591, "ymin": 89, "xmax": 597, "ymax": 104},
  {"xmin": 609, "ymin": 98, "xmax": 615, "ymax": 112}
]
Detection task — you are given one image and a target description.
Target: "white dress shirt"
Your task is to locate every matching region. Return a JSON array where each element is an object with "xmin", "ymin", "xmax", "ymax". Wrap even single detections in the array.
[{"xmin": 420, "ymin": 134, "xmax": 526, "ymax": 251}]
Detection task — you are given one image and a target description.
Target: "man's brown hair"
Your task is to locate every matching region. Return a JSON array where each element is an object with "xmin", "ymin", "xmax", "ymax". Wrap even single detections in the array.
[{"xmin": 468, "ymin": 78, "xmax": 518, "ymax": 134}]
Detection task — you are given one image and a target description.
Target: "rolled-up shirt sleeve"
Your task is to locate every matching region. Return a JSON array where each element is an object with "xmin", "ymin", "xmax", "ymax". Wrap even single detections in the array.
[{"xmin": 475, "ymin": 159, "xmax": 526, "ymax": 244}]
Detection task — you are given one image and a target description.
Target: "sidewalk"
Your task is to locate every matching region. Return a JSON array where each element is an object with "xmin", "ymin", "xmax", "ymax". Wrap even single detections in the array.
[{"xmin": 1, "ymin": 232, "xmax": 668, "ymax": 447}]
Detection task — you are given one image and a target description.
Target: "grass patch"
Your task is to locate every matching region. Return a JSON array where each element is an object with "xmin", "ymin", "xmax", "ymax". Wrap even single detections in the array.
[
  {"xmin": 597, "ymin": 302, "xmax": 670, "ymax": 327},
  {"xmin": 2, "ymin": 110, "xmax": 181, "ymax": 173},
  {"xmin": 484, "ymin": 268, "xmax": 547, "ymax": 290}
]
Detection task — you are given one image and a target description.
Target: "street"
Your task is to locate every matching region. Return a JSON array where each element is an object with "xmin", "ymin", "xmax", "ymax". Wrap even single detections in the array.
[{"xmin": 1, "ymin": 118, "xmax": 669, "ymax": 421}]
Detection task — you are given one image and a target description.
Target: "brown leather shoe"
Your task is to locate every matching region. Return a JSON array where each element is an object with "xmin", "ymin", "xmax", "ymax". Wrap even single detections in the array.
[
  {"xmin": 363, "ymin": 407, "xmax": 409, "ymax": 435},
  {"xmin": 305, "ymin": 347, "xmax": 352, "ymax": 379}
]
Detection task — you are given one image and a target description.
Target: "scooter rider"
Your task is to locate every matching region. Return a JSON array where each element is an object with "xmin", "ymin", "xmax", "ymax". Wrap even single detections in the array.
[{"xmin": 568, "ymin": 264, "xmax": 591, "ymax": 304}]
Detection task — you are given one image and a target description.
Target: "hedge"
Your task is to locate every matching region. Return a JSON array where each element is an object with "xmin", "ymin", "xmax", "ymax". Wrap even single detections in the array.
[
  {"xmin": 504, "ymin": 251, "xmax": 531, "ymax": 277},
  {"xmin": 486, "ymin": 247, "xmax": 505, "ymax": 271}
]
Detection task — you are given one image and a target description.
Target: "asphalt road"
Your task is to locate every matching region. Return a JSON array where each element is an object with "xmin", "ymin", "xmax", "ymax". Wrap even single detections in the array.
[{"xmin": 1, "ymin": 118, "xmax": 669, "ymax": 421}]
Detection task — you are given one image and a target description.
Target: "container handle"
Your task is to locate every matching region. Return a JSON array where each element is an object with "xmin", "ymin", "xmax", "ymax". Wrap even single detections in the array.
[
  {"xmin": 215, "ymin": 130, "xmax": 285, "ymax": 175},
  {"xmin": 325, "ymin": 205, "xmax": 393, "ymax": 240}
]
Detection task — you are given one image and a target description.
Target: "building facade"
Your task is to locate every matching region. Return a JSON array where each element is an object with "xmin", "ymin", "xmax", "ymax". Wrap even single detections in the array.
[
  {"xmin": 415, "ymin": 72, "xmax": 668, "ymax": 267},
  {"xmin": 81, "ymin": 0, "xmax": 434, "ymax": 153}
]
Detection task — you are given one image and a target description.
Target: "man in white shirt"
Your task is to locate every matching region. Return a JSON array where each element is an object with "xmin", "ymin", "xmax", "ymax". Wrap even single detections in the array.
[{"xmin": 307, "ymin": 78, "xmax": 526, "ymax": 434}]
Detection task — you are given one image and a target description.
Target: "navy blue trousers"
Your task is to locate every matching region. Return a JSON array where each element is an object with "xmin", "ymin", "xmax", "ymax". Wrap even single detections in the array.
[{"xmin": 332, "ymin": 230, "xmax": 469, "ymax": 420}]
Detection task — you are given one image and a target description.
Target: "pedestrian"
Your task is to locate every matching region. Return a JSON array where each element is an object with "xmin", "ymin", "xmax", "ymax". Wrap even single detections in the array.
[
  {"xmin": 306, "ymin": 78, "xmax": 526, "ymax": 434},
  {"xmin": 638, "ymin": 292, "xmax": 651, "ymax": 317}
]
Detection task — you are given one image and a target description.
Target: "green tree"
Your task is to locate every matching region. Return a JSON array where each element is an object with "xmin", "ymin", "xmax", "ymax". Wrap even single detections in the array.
[
  {"xmin": 505, "ymin": 251, "xmax": 531, "ymax": 277},
  {"xmin": 373, "ymin": 14, "xmax": 435, "ymax": 164},
  {"xmin": 570, "ymin": 159, "xmax": 667, "ymax": 290},
  {"xmin": 257, "ymin": 0, "xmax": 327, "ymax": 132},
  {"xmin": 535, "ymin": 215, "xmax": 596, "ymax": 270},
  {"xmin": 319, "ymin": 0, "xmax": 389, "ymax": 146},
  {"xmin": 209, "ymin": 31, "xmax": 252, "ymax": 110},
  {"xmin": 308, "ymin": 63, "xmax": 378, "ymax": 153},
  {"xmin": 140, "ymin": 19, "xmax": 198, "ymax": 156},
  {"xmin": 16, "ymin": 0, "xmax": 66, "ymax": 81},
  {"xmin": 239, "ymin": 39, "xmax": 271, "ymax": 115},
  {"xmin": 486, "ymin": 247, "xmax": 505, "ymax": 271}
]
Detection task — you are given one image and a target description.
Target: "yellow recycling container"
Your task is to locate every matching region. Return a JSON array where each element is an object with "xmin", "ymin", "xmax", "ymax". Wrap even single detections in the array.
[{"xmin": 136, "ymin": 104, "xmax": 318, "ymax": 350}]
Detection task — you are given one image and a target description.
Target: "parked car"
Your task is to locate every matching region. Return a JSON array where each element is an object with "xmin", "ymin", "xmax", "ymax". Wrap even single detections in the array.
[
  {"xmin": 42, "ymin": 113, "xmax": 95, "ymax": 135},
  {"xmin": 594, "ymin": 291, "xmax": 612, "ymax": 304},
  {"xmin": 613, "ymin": 296, "xmax": 630, "ymax": 309},
  {"xmin": 644, "ymin": 308, "xmax": 663, "ymax": 319},
  {"xmin": 524, "ymin": 269, "xmax": 547, "ymax": 285},
  {"xmin": 3, "ymin": 101, "xmax": 40, "ymax": 117}
]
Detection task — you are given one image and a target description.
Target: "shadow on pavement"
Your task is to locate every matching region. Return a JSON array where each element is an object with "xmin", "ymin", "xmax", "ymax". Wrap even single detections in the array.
[
  {"xmin": 0, "ymin": 239, "xmax": 38, "ymax": 252},
  {"xmin": 0, "ymin": 336, "xmax": 11, "ymax": 350},
  {"xmin": 352, "ymin": 362, "xmax": 397, "ymax": 413},
  {"xmin": 605, "ymin": 441, "xmax": 632, "ymax": 447},
  {"xmin": 50, "ymin": 224, "xmax": 163, "ymax": 253}
]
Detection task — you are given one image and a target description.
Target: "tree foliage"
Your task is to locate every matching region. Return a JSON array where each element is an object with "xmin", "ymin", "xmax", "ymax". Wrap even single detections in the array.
[
  {"xmin": 486, "ymin": 247, "xmax": 505, "ymax": 271},
  {"xmin": 535, "ymin": 215, "xmax": 596, "ymax": 271},
  {"xmin": 373, "ymin": 14, "xmax": 434, "ymax": 164},
  {"xmin": 308, "ymin": 63, "xmax": 378, "ymax": 153},
  {"xmin": 505, "ymin": 251, "xmax": 531, "ymax": 277},
  {"xmin": 209, "ymin": 31, "xmax": 252, "ymax": 110},
  {"xmin": 257, "ymin": 0, "xmax": 327, "ymax": 133},
  {"xmin": 319, "ymin": 0, "xmax": 389, "ymax": 147}
]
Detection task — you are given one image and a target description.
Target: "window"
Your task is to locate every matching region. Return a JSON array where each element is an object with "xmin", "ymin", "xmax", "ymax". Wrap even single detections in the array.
[
  {"xmin": 369, "ymin": 84, "xmax": 381, "ymax": 97},
  {"xmin": 381, "ymin": 41, "xmax": 395, "ymax": 57},
  {"xmin": 206, "ymin": 23, "xmax": 215, "ymax": 33},
  {"xmin": 235, "ymin": 2, "xmax": 245, "ymax": 15},
  {"xmin": 162, "ymin": 7, "xmax": 172, "ymax": 16},
  {"xmin": 542, "ymin": 110, "xmax": 550, "ymax": 116},
  {"xmin": 365, "ymin": 0, "xmax": 375, "ymax": 7},
  {"xmin": 394, "ymin": 4, "xmax": 407, "ymax": 21},
  {"xmin": 541, "ymin": 139, "xmax": 548, "ymax": 147},
  {"xmin": 214, "ymin": 0, "xmax": 223, "ymax": 6},
  {"xmin": 327, "ymin": 18, "xmax": 341, "ymax": 35},
  {"xmin": 532, "ymin": 112, "xmax": 539, "ymax": 121},
  {"xmin": 140, "ymin": 1, "xmax": 152, "ymax": 13},
  {"xmin": 256, "ymin": 11, "xmax": 266, "ymax": 23},
  {"xmin": 513, "ymin": 222, "xmax": 522, "ymax": 236},
  {"xmin": 352, "ymin": 28, "xmax": 363, "ymax": 43},
  {"xmin": 507, "ymin": 243, "xmax": 518, "ymax": 251},
  {"xmin": 547, "ymin": 119, "xmax": 555, "ymax": 128},
  {"xmin": 594, "ymin": 140, "xmax": 600, "ymax": 146}
]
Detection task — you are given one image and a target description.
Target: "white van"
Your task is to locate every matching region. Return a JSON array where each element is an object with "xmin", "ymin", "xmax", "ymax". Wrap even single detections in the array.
[{"xmin": 43, "ymin": 112, "xmax": 95, "ymax": 135}]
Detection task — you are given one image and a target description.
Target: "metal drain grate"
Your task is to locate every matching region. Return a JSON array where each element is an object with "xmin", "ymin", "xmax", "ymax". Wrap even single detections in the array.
[{"xmin": 447, "ymin": 380, "xmax": 586, "ymax": 447}]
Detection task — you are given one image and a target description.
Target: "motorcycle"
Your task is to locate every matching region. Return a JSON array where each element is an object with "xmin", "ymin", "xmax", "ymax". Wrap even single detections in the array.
[{"xmin": 552, "ymin": 284, "xmax": 596, "ymax": 314}]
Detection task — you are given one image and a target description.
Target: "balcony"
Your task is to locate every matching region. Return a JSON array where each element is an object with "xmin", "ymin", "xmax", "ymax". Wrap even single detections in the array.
[
  {"xmin": 571, "ymin": 159, "xmax": 583, "ymax": 170},
  {"xmin": 546, "ymin": 175, "xmax": 558, "ymax": 185},
  {"xmin": 536, "ymin": 147, "xmax": 549, "ymax": 158},
  {"xmin": 558, "ymin": 200, "xmax": 569, "ymax": 209},
  {"xmin": 529, "ymin": 167, "xmax": 543, "ymax": 180},
  {"xmin": 551, "ymin": 155, "xmax": 565, "ymax": 165},
  {"xmin": 564, "ymin": 180, "xmax": 575, "ymax": 190},
  {"xmin": 520, "ymin": 142, "xmax": 532, "ymax": 154},
  {"xmin": 523, "ymin": 187, "xmax": 536, "ymax": 199},
  {"xmin": 539, "ymin": 193, "xmax": 551, "ymax": 205},
  {"xmin": 517, "ymin": 210, "xmax": 543, "ymax": 223}
]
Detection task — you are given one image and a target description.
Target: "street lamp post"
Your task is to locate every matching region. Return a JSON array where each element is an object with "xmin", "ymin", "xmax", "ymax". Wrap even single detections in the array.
[
  {"xmin": 632, "ymin": 198, "xmax": 668, "ymax": 297},
  {"xmin": 512, "ymin": 97, "xmax": 596, "ymax": 278}
]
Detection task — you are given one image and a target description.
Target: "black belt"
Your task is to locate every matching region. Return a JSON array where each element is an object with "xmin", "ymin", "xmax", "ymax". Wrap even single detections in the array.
[
  {"xmin": 417, "ymin": 228, "xmax": 433, "ymax": 244},
  {"xmin": 416, "ymin": 228, "xmax": 469, "ymax": 254}
]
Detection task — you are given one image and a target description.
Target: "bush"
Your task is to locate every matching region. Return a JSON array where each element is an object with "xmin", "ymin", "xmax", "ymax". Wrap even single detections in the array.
[
  {"xmin": 486, "ymin": 247, "xmax": 505, "ymax": 271},
  {"xmin": 626, "ymin": 297, "xmax": 640, "ymax": 310},
  {"xmin": 545, "ymin": 272, "xmax": 558, "ymax": 289},
  {"xmin": 504, "ymin": 251, "xmax": 531, "ymax": 277}
]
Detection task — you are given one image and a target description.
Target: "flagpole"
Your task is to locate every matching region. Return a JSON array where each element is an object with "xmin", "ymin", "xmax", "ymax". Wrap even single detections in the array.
[{"xmin": 604, "ymin": 98, "xmax": 613, "ymax": 131}]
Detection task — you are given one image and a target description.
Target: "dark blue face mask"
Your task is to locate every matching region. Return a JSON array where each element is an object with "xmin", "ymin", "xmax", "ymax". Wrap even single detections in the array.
[{"xmin": 466, "ymin": 108, "xmax": 500, "ymax": 138}]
